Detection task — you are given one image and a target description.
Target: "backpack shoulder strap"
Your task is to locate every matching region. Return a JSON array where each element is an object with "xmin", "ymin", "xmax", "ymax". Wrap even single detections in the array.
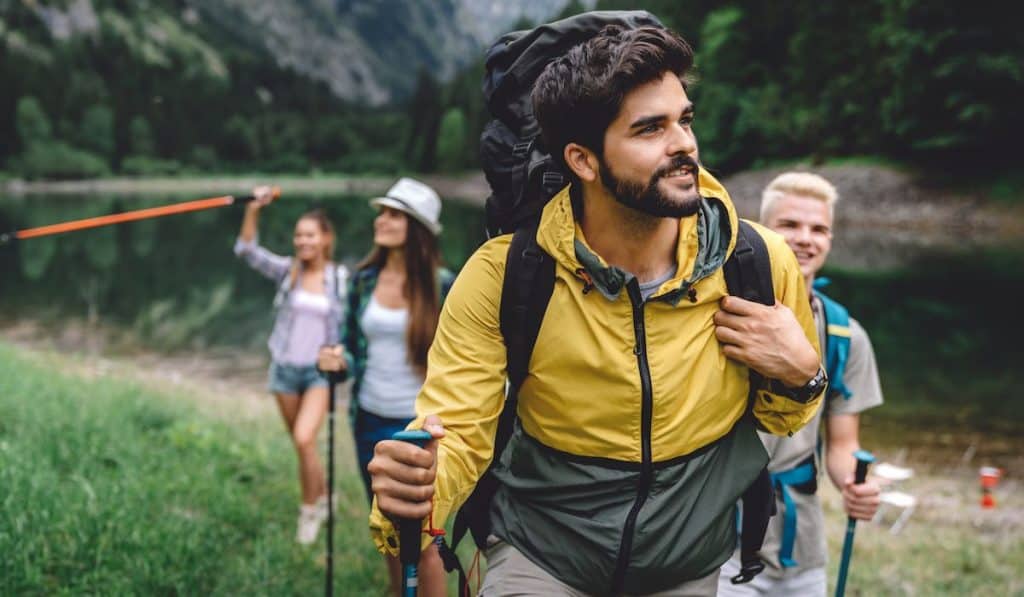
[
  {"xmin": 722, "ymin": 219, "xmax": 777, "ymax": 586},
  {"xmin": 447, "ymin": 222, "xmax": 555, "ymax": 558},
  {"xmin": 813, "ymin": 287, "xmax": 853, "ymax": 398},
  {"xmin": 723, "ymin": 219, "xmax": 774, "ymax": 305},
  {"xmin": 500, "ymin": 221, "xmax": 555, "ymax": 391}
]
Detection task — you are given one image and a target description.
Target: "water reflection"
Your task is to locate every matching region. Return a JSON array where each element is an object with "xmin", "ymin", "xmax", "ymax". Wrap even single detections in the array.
[{"xmin": 0, "ymin": 193, "xmax": 486, "ymax": 349}]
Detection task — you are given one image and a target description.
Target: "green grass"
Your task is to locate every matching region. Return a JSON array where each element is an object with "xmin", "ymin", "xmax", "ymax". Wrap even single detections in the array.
[
  {"xmin": 819, "ymin": 473, "xmax": 1024, "ymax": 596},
  {"xmin": 0, "ymin": 342, "xmax": 386, "ymax": 595}
]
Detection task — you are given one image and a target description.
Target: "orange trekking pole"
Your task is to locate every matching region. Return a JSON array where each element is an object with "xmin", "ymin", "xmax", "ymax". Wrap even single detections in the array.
[{"xmin": 0, "ymin": 187, "xmax": 280, "ymax": 245}]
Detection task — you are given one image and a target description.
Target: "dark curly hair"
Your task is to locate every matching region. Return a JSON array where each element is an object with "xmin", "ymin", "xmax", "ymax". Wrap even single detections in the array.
[{"xmin": 531, "ymin": 25, "xmax": 694, "ymax": 163}]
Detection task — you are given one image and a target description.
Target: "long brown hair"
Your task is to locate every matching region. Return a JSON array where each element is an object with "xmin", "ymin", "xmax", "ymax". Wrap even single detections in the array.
[
  {"xmin": 289, "ymin": 209, "xmax": 335, "ymax": 288},
  {"xmin": 358, "ymin": 215, "xmax": 441, "ymax": 374}
]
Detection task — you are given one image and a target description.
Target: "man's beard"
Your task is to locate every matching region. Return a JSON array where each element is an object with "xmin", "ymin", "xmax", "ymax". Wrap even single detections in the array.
[{"xmin": 598, "ymin": 154, "xmax": 702, "ymax": 218}]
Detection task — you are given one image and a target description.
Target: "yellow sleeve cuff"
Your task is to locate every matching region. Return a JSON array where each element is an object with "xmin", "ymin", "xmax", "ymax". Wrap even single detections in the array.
[{"xmin": 753, "ymin": 386, "xmax": 824, "ymax": 436}]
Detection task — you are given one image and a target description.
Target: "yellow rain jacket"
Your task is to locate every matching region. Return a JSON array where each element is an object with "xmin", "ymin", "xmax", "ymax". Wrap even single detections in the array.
[{"xmin": 370, "ymin": 170, "xmax": 821, "ymax": 594}]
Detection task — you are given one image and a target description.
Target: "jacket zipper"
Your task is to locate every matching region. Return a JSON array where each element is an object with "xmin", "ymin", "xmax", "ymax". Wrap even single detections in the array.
[{"xmin": 610, "ymin": 281, "xmax": 654, "ymax": 593}]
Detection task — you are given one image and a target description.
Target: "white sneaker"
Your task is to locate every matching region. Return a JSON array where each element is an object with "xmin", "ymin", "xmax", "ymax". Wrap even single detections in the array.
[
  {"xmin": 296, "ymin": 504, "xmax": 322, "ymax": 545},
  {"xmin": 315, "ymin": 494, "xmax": 338, "ymax": 522}
]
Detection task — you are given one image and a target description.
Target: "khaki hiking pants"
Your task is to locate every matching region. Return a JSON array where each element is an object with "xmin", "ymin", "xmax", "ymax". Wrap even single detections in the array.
[{"xmin": 479, "ymin": 536, "xmax": 720, "ymax": 596}]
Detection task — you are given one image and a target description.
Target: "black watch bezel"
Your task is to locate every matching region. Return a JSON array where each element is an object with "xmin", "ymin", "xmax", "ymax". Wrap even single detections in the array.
[{"xmin": 773, "ymin": 366, "xmax": 828, "ymax": 403}]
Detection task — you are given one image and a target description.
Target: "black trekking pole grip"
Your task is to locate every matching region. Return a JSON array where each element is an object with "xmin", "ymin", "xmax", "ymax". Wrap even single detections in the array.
[
  {"xmin": 835, "ymin": 449, "xmax": 875, "ymax": 597},
  {"xmin": 853, "ymin": 452, "xmax": 872, "ymax": 487},
  {"xmin": 392, "ymin": 429, "xmax": 434, "ymax": 597},
  {"xmin": 234, "ymin": 186, "xmax": 281, "ymax": 205}
]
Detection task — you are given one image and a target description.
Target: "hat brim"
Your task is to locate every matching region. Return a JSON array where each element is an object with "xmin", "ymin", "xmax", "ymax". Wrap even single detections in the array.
[{"xmin": 370, "ymin": 197, "xmax": 442, "ymax": 235}]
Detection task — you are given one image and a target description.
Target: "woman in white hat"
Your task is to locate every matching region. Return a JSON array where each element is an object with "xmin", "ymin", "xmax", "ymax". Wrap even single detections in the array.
[{"xmin": 319, "ymin": 177, "xmax": 451, "ymax": 596}]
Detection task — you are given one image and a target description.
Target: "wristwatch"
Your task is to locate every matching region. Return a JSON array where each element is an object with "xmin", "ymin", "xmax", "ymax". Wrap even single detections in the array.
[{"xmin": 771, "ymin": 366, "xmax": 828, "ymax": 403}]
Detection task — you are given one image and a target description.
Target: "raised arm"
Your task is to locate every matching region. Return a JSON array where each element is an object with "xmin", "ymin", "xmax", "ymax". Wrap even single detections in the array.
[{"xmin": 233, "ymin": 186, "xmax": 291, "ymax": 281}]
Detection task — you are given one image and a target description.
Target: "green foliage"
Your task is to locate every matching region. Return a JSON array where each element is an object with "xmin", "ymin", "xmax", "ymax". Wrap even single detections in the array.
[
  {"xmin": 221, "ymin": 115, "xmax": 259, "ymax": 162},
  {"xmin": 77, "ymin": 104, "xmax": 116, "ymax": 159},
  {"xmin": 129, "ymin": 116, "xmax": 155, "ymax": 156},
  {"xmin": 15, "ymin": 96, "xmax": 52, "ymax": 143},
  {"xmin": 333, "ymin": 150, "xmax": 403, "ymax": 175},
  {"xmin": 592, "ymin": 0, "xmax": 1021, "ymax": 175},
  {"xmin": 405, "ymin": 69, "xmax": 443, "ymax": 171},
  {"xmin": 13, "ymin": 141, "xmax": 111, "ymax": 180},
  {"xmin": 120, "ymin": 155, "xmax": 181, "ymax": 176},
  {"xmin": 820, "ymin": 249, "xmax": 1024, "ymax": 424},
  {"xmin": 186, "ymin": 145, "xmax": 220, "ymax": 171},
  {"xmin": 435, "ymin": 107, "xmax": 467, "ymax": 172},
  {"xmin": 0, "ymin": 2, "xmax": 409, "ymax": 178}
]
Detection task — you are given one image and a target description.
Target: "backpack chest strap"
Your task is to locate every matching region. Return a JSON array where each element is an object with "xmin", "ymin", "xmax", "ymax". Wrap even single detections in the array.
[{"xmin": 770, "ymin": 458, "xmax": 817, "ymax": 568}]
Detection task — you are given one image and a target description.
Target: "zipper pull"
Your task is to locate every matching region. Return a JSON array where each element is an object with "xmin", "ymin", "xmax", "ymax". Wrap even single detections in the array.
[{"xmin": 575, "ymin": 268, "xmax": 595, "ymax": 294}]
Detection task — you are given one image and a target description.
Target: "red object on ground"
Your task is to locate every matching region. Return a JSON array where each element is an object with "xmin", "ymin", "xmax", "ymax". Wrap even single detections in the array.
[{"xmin": 979, "ymin": 466, "xmax": 1002, "ymax": 509}]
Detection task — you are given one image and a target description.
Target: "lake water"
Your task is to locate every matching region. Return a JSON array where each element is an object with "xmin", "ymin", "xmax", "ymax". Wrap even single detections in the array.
[{"xmin": 0, "ymin": 192, "xmax": 486, "ymax": 350}]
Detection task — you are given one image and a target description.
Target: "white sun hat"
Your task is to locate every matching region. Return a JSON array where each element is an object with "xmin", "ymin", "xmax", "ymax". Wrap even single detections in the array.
[{"xmin": 370, "ymin": 177, "xmax": 443, "ymax": 235}]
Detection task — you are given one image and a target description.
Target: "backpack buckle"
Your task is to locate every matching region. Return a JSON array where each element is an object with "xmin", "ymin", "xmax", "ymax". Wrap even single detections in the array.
[
  {"xmin": 540, "ymin": 171, "xmax": 565, "ymax": 193},
  {"xmin": 730, "ymin": 559, "xmax": 765, "ymax": 585},
  {"xmin": 512, "ymin": 141, "xmax": 532, "ymax": 158},
  {"xmin": 521, "ymin": 247, "xmax": 544, "ymax": 265}
]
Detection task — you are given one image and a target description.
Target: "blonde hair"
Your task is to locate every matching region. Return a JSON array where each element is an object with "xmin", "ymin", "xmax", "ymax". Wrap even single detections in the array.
[{"xmin": 760, "ymin": 172, "xmax": 839, "ymax": 224}]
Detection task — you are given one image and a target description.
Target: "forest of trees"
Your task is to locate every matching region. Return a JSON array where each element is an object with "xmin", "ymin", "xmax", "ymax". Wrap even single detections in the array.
[
  {"xmin": 2, "ymin": 0, "xmax": 1020, "ymax": 180},
  {"xmin": 1, "ymin": 0, "xmax": 409, "ymax": 178},
  {"xmin": 413, "ymin": 0, "xmax": 1022, "ymax": 176}
]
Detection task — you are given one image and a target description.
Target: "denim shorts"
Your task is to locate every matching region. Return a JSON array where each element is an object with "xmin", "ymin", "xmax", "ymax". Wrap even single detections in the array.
[
  {"xmin": 354, "ymin": 408, "xmax": 416, "ymax": 502},
  {"xmin": 267, "ymin": 362, "xmax": 328, "ymax": 396}
]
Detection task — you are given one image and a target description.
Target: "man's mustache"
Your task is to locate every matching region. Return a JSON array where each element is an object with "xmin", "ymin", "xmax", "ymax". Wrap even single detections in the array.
[{"xmin": 651, "ymin": 155, "xmax": 699, "ymax": 182}]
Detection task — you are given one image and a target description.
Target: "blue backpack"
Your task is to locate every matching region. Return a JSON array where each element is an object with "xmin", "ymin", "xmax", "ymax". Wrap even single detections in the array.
[
  {"xmin": 812, "ymin": 277, "xmax": 852, "ymax": 399},
  {"xmin": 771, "ymin": 278, "xmax": 853, "ymax": 569}
]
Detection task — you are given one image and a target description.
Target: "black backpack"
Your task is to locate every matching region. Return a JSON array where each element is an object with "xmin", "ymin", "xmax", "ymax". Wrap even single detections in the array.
[
  {"xmin": 437, "ymin": 11, "xmax": 774, "ymax": 592},
  {"xmin": 480, "ymin": 10, "xmax": 664, "ymax": 237}
]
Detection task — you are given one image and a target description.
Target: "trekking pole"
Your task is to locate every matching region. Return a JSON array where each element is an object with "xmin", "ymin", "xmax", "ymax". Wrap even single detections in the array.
[
  {"xmin": 323, "ymin": 369, "xmax": 341, "ymax": 597},
  {"xmin": 0, "ymin": 188, "xmax": 280, "ymax": 245},
  {"xmin": 392, "ymin": 429, "xmax": 434, "ymax": 597},
  {"xmin": 835, "ymin": 450, "xmax": 875, "ymax": 597}
]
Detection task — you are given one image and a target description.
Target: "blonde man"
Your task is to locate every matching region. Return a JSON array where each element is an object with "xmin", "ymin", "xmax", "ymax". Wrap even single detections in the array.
[{"xmin": 720, "ymin": 172, "xmax": 884, "ymax": 596}]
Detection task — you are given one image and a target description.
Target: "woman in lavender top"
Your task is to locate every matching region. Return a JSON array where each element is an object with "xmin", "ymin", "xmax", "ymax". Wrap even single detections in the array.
[{"xmin": 234, "ymin": 185, "xmax": 348, "ymax": 545}]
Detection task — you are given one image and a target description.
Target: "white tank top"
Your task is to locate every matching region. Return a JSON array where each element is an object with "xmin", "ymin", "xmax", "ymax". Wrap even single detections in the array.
[{"xmin": 357, "ymin": 296, "xmax": 423, "ymax": 418}]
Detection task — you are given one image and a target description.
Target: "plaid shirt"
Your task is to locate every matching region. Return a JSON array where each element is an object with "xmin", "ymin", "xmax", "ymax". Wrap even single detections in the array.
[
  {"xmin": 343, "ymin": 265, "xmax": 455, "ymax": 418},
  {"xmin": 234, "ymin": 237, "xmax": 348, "ymax": 364}
]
